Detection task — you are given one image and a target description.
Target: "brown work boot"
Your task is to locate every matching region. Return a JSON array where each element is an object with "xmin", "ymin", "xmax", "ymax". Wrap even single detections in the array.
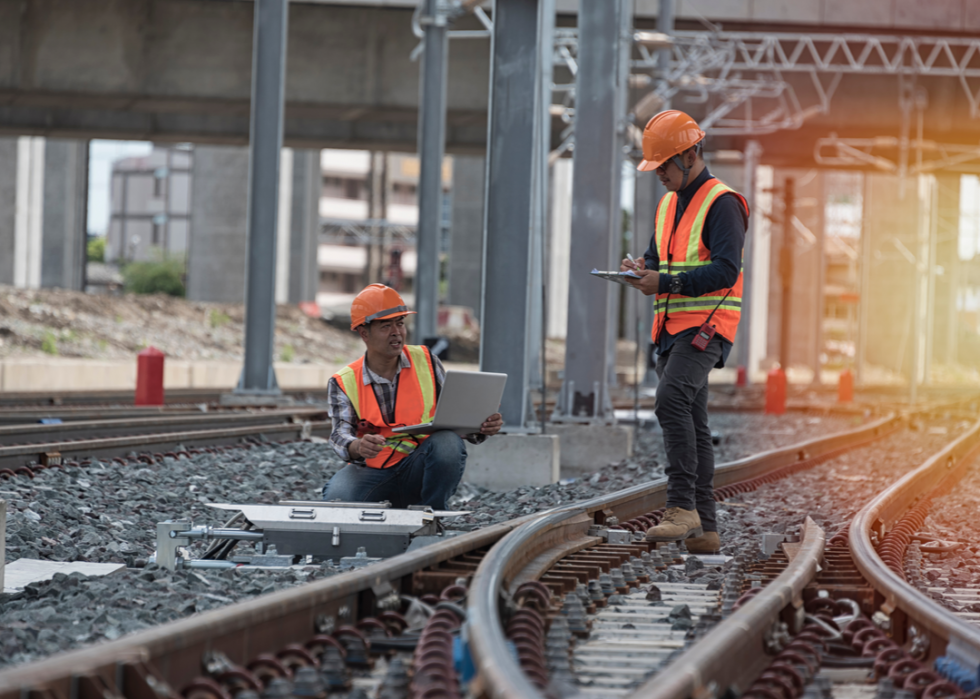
[
  {"xmin": 645, "ymin": 507, "xmax": 703, "ymax": 542},
  {"xmin": 685, "ymin": 531, "xmax": 721, "ymax": 554}
]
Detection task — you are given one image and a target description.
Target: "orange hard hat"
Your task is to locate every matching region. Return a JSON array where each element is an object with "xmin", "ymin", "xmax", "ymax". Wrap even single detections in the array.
[
  {"xmin": 350, "ymin": 284, "xmax": 415, "ymax": 331},
  {"xmin": 637, "ymin": 110, "xmax": 706, "ymax": 172}
]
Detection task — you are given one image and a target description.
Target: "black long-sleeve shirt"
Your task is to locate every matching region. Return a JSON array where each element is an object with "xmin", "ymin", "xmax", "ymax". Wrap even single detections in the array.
[{"xmin": 641, "ymin": 167, "xmax": 747, "ymax": 366}]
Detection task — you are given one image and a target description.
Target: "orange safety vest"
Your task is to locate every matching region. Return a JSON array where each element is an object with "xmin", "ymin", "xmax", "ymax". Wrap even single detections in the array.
[
  {"xmin": 333, "ymin": 345, "xmax": 437, "ymax": 469},
  {"xmin": 652, "ymin": 177, "xmax": 750, "ymax": 344}
]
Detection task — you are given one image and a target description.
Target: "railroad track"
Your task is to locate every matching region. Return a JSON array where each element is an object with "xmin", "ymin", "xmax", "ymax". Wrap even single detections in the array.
[
  {"xmin": 468, "ymin": 413, "xmax": 980, "ymax": 698},
  {"xmin": 0, "ymin": 408, "xmax": 330, "ymax": 474},
  {"xmin": 1, "ymin": 401, "xmax": 978, "ymax": 699},
  {"xmin": 0, "ymin": 388, "xmax": 331, "ymax": 408}
]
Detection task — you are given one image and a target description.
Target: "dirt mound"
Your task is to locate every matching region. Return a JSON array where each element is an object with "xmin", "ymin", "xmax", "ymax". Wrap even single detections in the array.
[{"xmin": 0, "ymin": 285, "xmax": 361, "ymax": 364}]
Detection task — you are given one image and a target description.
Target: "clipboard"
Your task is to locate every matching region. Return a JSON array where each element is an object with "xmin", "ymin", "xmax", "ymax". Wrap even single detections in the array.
[{"xmin": 591, "ymin": 269, "xmax": 642, "ymax": 287}]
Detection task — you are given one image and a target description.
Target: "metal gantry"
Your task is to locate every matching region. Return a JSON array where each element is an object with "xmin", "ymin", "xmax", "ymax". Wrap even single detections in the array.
[{"xmin": 550, "ymin": 29, "xmax": 980, "ymax": 148}]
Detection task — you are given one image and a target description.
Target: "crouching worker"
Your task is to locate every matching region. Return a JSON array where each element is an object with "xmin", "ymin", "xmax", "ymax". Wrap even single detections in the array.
[{"xmin": 322, "ymin": 284, "xmax": 503, "ymax": 509}]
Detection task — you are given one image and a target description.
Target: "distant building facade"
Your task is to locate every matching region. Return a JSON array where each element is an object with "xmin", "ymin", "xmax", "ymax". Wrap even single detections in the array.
[{"xmin": 105, "ymin": 146, "xmax": 192, "ymax": 263}]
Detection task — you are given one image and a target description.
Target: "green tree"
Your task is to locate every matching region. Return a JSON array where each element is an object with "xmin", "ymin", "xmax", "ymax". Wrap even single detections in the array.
[
  {"xmin": 87, "ymin": 237, "xmax": 106, "ymax": 263},
  {"xmin": 122, "ymin": 253, "xmax": 186, "ymax": 297}
]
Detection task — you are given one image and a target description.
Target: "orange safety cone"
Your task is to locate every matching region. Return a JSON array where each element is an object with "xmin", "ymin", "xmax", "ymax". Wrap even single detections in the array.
[
  {"xmin": 736, "ymin": 365, "xmax": 747, "ymax": 387},
  {"xmin": 136, "ymin": 346, "xmax": 165, "ymax": 406},
  {"xmin": 838, "ymin": 368, "xmax": 854, "ymax": 403},
  {"xmin": 765, "ymin": 366, "xmax": 786, "ymax": 415}
]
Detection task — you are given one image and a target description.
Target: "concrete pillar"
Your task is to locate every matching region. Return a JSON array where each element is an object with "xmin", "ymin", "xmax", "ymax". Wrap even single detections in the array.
[
  {"xmin": 187, "ymin": 144, "xmax": 314, "ymax": 305},
  {"xmin": 0, "ymin": 137, "xmax": 49, "ymax": 289},
  {"xmin": 765, "ymin": 169, "xmax": 822, "ymax": 376},
  {"xmin": 546, "ymin": 158, "xmax": 572, "ymax": 339},
  {"xmin": 447, "ymin": 154, "xmax": 485, "ymax": 318},
  {"xmin": 933, "ymin": 174, "xmax": 960, "ymax": 368},
  {"xmin": 0, "ymin": 138, "xmax": 16, "ymax": 285},
  {"xmin": 186, "ymin": 145, "xmax": 249, "ymax": 303},
  {"xmin": 288, "ymin": 149, "xmax": 321, "ymax": 304},
  {"xmin": 861, "ymin": 174, "xmax": 923, "ymax": 378},
  {"xmin": 41, "ymin": 140, "xmax": 88, "ymax": 291}
]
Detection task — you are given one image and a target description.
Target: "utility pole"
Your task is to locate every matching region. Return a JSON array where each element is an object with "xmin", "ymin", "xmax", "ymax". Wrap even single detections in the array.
[
  {"xmin": 236, "ymin": 0, "xmax": 289, "ymax": 398},
  {"xmin": 779, "ymin": 177, "xmax": 795, "ymax": 372},
  {"xmin": 364, "ymin": 151, "xmax": 387, "ymax": 285},
  {"xmin": 734, "ymin": 140, "xmax": 761, "ymax": 383},
  {"xmin": 812, "ymin": 172, "xmax": 826, "ymax": 385}
]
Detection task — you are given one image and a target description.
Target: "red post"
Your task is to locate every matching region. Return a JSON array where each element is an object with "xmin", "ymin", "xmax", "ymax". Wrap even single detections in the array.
[
  {"xmin": 736, "ymin": 365, "xmax": 747, "ymax": 387},
  {"xmin": 838, "ymin": 368, "xmax": 854, "ymax": 403},
  {"xmin": 136, "ymin": 346, "xmax": 165, "ymax": 406},
  {"xmin": 765, "ymin": 366, "xmax": 786, "ymax": 415}
]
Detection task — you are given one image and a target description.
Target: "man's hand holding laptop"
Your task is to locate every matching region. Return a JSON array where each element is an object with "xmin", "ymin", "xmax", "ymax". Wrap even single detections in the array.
[{"xmin": 476, "ymin": 412, "xmax": 504, "ymax": 438}]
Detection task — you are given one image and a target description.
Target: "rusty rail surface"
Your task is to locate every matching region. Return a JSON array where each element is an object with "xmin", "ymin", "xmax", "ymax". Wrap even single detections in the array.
[
  {"xmin": 0, "ymin": 420, "xmax": 332, "ymax": 472},
  {"xmin": 0, "ymin": 387, "xmax": 331, "ymax": 408},
  {"xmin": 0, "ymin": 408, "xmax": 328, "ymax": 446}
]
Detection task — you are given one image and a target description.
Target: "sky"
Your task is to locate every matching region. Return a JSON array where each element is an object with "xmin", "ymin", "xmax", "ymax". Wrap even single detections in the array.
[{"xmin": 87, "ymin": 139, "xmax": 153, "ymax": 237}]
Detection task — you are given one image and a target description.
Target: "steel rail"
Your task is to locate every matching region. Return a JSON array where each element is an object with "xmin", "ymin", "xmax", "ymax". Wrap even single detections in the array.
[
  {"xmin": 0, "ymin": 420, "xmax": 333, "ymax": 471},
  {"xmin": 469, "ymin": 508, "xmax": 593, "ymax": 699},
  {"xmin": 0, "ymin": 516, "xmax": 538, "ymax": 699},
  {"xmin": 0, "ymin": 387, "xmax": 331, "ymax": 407},
  {"xmin": 579, "ymin": 412, "xmax": 902, "ymax": 526},
  {"xmin": 0, "ymin": 408, "xmax": 328, "ymax": 445},
  {"xmin": 850, "ymin": 416, "xmax": 980, "ymax": 655},
  {"xmin": 0, "ymin": 411, "xmax": 902, "ymax": 697},
  {"xmin": 467, "ymin": 414, "xmax": 902, "ymax": 697},
  {"xmin": 0, "ymin": 406, "xmax": 215, "ymax": 424}
]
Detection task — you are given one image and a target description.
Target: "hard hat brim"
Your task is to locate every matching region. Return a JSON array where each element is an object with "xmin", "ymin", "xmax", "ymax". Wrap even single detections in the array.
[
  {"xmin": 637, "ymin": 157, "xmax": 667, "ymax": 172},
  {"xmin": 350, "ymin": 309, "xmax": 416, "ymax": 331}
]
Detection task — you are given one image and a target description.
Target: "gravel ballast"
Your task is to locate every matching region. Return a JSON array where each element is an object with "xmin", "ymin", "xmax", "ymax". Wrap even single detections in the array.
[{"xmin": 0, "ymin": 410, "xmax": 900, "ymax": 670}]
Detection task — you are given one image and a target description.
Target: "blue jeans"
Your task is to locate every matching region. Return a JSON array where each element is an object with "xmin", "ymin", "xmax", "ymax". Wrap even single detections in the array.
[{"xmin": 321, "ymin": 430, "xmax": 467, "ymax": 510}]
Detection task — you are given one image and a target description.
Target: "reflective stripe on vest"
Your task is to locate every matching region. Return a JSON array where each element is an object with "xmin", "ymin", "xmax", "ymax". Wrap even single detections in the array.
[
  {"xmin": 652, "ymin": 177, "xmax": 750, "ymax": 343},
  {"xmin": 333, "ymin": 345, "xmax": 438, "ymax": 469}
]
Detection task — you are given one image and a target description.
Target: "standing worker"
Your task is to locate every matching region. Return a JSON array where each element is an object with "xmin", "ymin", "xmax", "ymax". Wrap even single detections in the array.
[
  {"xmin": 622, "ymin": 110, "xmax": 749, "ymax": 554},
  {"xmin": 323, "ymin": 284, "xmax": 503, "ymax": 509}
]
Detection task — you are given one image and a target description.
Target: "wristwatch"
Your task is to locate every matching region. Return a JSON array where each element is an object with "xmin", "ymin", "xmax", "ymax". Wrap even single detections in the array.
[{"xmin": 669, "ymin": 274, "xmax": 684, "ymax": 295}]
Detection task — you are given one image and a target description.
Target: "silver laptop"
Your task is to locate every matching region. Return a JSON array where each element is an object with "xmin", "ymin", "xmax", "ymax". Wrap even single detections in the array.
[{"xmin": 392, "ymin": 370, "xmax": 507, "ymax": 436}]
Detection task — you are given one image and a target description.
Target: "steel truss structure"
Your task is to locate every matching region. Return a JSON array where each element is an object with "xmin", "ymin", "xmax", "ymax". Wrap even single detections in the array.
[{"xmin": 552, "ymin": 29, "xmax": 980, "ymax": 145}]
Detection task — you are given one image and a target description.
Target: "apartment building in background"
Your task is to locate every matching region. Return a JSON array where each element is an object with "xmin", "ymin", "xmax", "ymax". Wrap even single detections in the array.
[
  {"xmin": 104, "ymin": 146, "xmax": 452, "ymax": 308},
  {"xmin": 105, "ymin": 146, "xmax": 192, "ymax": 263}
]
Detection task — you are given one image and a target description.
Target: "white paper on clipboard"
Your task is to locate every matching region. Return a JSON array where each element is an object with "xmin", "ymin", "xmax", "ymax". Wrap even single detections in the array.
[{"xmin": 590, "ymin": 269, "xmax": 642, "ymax": 287}]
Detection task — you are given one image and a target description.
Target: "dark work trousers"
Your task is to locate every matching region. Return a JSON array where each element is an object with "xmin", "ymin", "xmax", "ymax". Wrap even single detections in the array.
[{"xmin": 654, "ymin": 332, "xmax": 724, "ymax": 533}]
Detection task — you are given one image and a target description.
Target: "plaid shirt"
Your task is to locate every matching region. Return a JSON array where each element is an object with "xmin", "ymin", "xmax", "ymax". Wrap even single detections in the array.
[{"xmin": 327, "ymin": 351, "xmax": 484, "ymax": 463}]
